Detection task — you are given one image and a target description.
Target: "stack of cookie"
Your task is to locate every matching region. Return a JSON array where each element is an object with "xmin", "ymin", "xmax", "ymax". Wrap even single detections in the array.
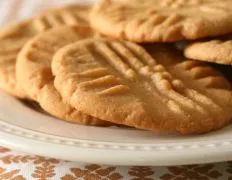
[{"xmin": 1, "ymin": 1, "xmax": 232, "ymax": 134}]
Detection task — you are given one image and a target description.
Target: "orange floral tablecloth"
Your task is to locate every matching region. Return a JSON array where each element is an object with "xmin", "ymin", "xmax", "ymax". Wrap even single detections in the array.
[{"xmin": 0, "ymin": 146, "xmax": 231, "ymax": 180}]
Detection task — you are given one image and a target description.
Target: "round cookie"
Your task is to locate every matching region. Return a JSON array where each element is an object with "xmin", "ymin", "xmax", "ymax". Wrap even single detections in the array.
[
  {"xmin": 52, "ymin": 39, "xmax": 232, "ymax": 134},
  {"xmin": 17, "ymin": 25, "xmax": 109, "ymax": 126},
  {"xmin": 0, "ymin": 5, "xmax": 90, "ymax": 98},
  {"xmin": 90, "ymin": 0, "xmax": 232, "ymax": 42},
  {"xmin": 184, "ymin": 35, "xmax": 232, "ymax": 65}
]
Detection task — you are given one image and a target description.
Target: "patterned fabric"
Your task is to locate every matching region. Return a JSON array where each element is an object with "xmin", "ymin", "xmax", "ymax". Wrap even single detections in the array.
[{"xmin": 0, "ymin": 147, "xmax": 231, "ymax": 180}]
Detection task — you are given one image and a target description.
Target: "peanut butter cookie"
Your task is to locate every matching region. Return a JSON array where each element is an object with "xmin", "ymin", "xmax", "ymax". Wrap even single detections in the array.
[
  {"xmin": 52, "ymin": 39, "xmax": 232, "ymax": 134},
  {"xmin": 17, "ymin": 25, "xmax": 109, "ymax": 125},
  {"xmin": 0, "ymin": 5, "xmax": 90, "ymax": 98},
  {"xmin": 90, "ymin": 0, "xmax": 232, "ymax": 42}
]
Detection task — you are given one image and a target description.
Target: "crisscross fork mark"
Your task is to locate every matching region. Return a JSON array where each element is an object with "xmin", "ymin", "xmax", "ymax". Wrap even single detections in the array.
[{"xmin": 94, "ymin": 41, "xmax": 212, "ymax": 118}]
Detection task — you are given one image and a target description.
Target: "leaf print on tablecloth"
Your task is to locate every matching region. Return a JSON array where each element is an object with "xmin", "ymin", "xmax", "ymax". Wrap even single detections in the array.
[
  {"xmin": 33, "ymin": 156, "xmax": 59, "ymax": 164},
  {"xmin": 32, "ymin": 162, "xmax": 56, "ymax": 180},
  {"xmin": 0, "ymin": 147, "xmax": 10, "ymax": 153},
  {"xmin": 0, "ymin": 155, "xmax": 59, "ymax": 164},
  {"xmin": 160, "ymin": 164, "xmax": 222, "ymax": 180},
  {"xmin": 0, "ymin": 167, "xmax": 25, "ymax": 180},
  {"xmin": 0, "ymin": 155, "xmax": 34, "ymax": 164},
  {"xmin": 128, "ymin": 166, "xmax": 154, "ymax": 180},
  {"xmin": 61, "ymin": 164, "xmax": 122, "ymax": 180}
]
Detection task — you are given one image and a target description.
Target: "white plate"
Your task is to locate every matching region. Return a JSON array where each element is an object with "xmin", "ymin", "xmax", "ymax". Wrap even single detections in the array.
[{"xmin": 0, "ymin": 90, "xmax": 232, "ymax": 166}]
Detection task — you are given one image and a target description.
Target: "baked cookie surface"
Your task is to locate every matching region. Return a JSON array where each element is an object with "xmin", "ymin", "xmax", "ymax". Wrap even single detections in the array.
[
  {"xmin": 0, "ymin": 20, "xmax": 34, "ymax": 98},
  {"xmin": 52, "ymin": 39, "xmax": 232, "ymax": 134},
  {"xmin": 90, "ymin": 0, "xmax": 232, "ymax": 42},
  {"xmin": 184, "ymin": 35, "xmax": 232, "ymax": 65},
  {"xmin": 0, "ymin": 5, "xmax": 90, "ymax": 98},
  {"xmin": 17, "ymin": 25, "xmax": 109, "ymax": 126},
  {"xmin": 33, "ymin": 5, "xmax": 91, "ymax": 31}
]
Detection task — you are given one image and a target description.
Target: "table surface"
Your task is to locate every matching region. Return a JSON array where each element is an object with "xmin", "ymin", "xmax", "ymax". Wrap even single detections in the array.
[{"xmin": 0, "ymin": 0, "xmax": 231, "ymax": 179}]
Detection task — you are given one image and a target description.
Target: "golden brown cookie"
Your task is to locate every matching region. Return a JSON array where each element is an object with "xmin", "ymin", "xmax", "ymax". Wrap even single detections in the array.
[
  {"xmin": 0, "ymin": 5, "xmax": 90, "ymax": 98},
  {"xmin": 0, "ymin": 20, "xmax": 34, "ymax": 98},
  {"xmin": 17, "ymin": 25, "xmax": 109, "ymax": 126},
  {"xmin": 90, "ymin": 0, "xmax": 232, "ymax": 42},
  {"xmin": 184, "ymin": 35, "xmax": 232, "ymax": 65},
  {"xmin": 52, "ymin": 39, "xmax": 232, "ymax": 134},
  {"xmin": 33, "ymin": 4, "xmax": 91, "ymax": 31}
]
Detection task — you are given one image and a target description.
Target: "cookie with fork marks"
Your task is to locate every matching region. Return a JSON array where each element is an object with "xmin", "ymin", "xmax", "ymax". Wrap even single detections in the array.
[
  {"xmin": 17, "ymin": 25, "xmax": 110, "ymax": 126},
  {"xmin": 52, "ymin": 39, "xmax": 232, "ymax": 134},
  {"xmin": 90, "ymin": 0, "xmax": 232, "ymax": 42},
  {"xmin": 0, "ymin": 5, "xmax": 90, "ymax": 98}
]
